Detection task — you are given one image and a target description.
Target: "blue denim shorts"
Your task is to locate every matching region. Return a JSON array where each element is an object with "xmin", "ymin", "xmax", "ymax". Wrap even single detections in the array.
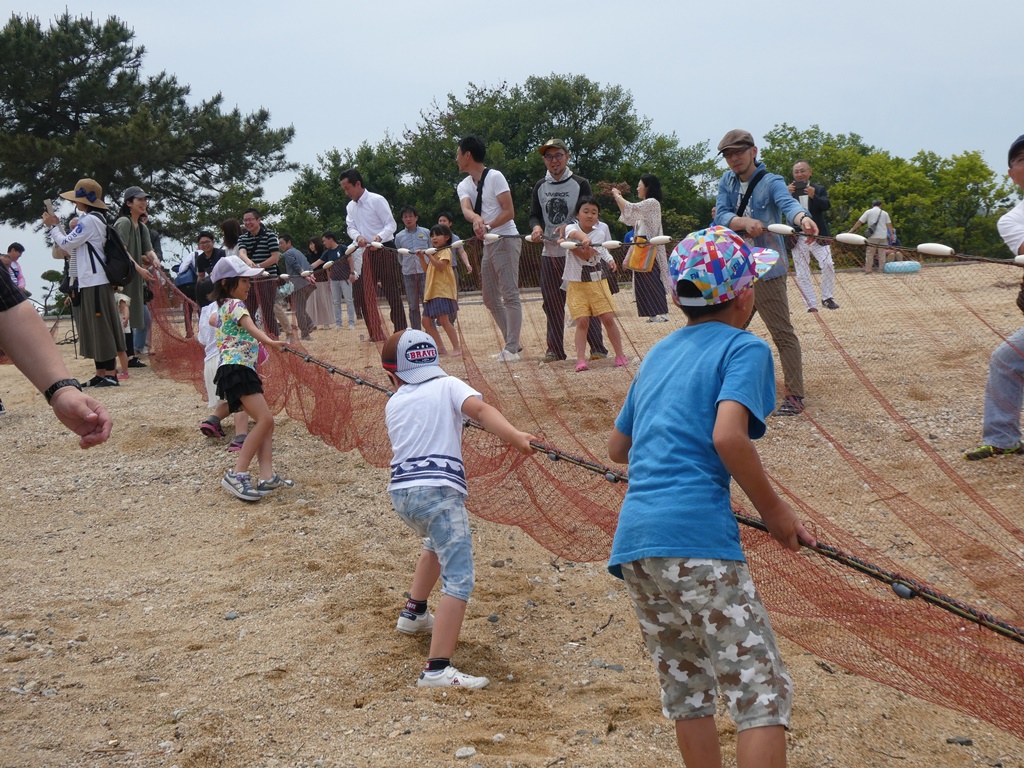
[{"xmin": 389, "ymin": 485, "xmax": 475, "ymax": 601}]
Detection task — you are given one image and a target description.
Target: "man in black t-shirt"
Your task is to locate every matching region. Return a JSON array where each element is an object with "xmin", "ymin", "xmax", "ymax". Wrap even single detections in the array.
[
  {"xmin": 195, "ymin": 231, "xmax": 225, "ymax": 281},
  {"xmin": 311, "ymin": 231, "xmax": 355, "ymax": 330}
]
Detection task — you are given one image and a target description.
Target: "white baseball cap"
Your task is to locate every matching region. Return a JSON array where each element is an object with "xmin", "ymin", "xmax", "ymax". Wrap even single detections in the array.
[
  {"xmin": 381, "ymin": 329, "xmax": 447, "ymax": 384},
  {"xmin": 210, "ymin": 255, "xmax": 263, "ymax": 282}
]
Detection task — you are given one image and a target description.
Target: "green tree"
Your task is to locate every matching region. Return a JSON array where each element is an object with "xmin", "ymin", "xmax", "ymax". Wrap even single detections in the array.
[
  {"xmin": 0, "ymin": 13, "xmax": 295, "ymax": 242},
  {"xmin": 910, "ymin": 150, "xmax": 1012, "ymax": 256},
  {"xmin": 760, "ymin": 123, "xmax": 875, "ymax": 226},
  {"xmin": 279, "ymin": 75, "xmax": 716, "ymax": 244},
  {"xmin": 274, "ymin": 139, "xmax": 405, "ymax": 248},
  {"xmin": 40, "ymin": 268, "xmax": 64, "ymax": 316}
]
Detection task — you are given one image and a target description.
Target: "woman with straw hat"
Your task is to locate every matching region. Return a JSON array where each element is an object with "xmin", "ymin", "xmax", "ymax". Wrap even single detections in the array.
[{"xmin": 42, "ymin": 178, "xmax": 125, "ymax": 388}]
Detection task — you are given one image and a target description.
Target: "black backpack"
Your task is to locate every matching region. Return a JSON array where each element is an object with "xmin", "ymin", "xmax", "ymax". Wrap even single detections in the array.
[{"xmin": 84, "ymin": 211, "xmax": 135, "ymax": 286}]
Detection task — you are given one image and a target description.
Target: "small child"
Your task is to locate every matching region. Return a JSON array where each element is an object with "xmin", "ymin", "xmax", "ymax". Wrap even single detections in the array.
[
  {"xmin": 417, "ymin": 224, "xmax": 461, "ymax": 357},
  {"xmin": 437, "ymin": 212, "xmax": 473, "ymax": 276},
  {"xmin": 607, "ymin": 226, "xmax": 815, "ymax": 767},
  {"xmin": 209, "ymin": 256, "xmax": 292, "ymax": 501},
  {"xmin": 114, "ymin": 288, "xmax": 131, "ymax": 380},
  {"xmin": 196, "ymin": 278, "xmax": 249, "ymax": 448},
  {"xmin": 272, "ymin": 278, "xmax": 299, "ymax": 343},
  {"xmin": 562, "ymin": 197, "xmax": 628, "ymax": 372},
  {"xmin": 382, "ymin": 328, "xmax": 536, "ymax": 688}
]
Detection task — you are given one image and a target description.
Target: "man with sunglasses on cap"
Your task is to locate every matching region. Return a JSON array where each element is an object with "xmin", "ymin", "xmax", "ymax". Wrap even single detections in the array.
[
  {"xmin": 528, "ymin": 139, "xmax": 608, "ymax": 363},
  {"xmin": 714, "ymin": 129, "xmax": 818, "ymax": 416},
  {"xmin": 965, "ymin": 133, "xmax": 1024, "ymax": 461}
]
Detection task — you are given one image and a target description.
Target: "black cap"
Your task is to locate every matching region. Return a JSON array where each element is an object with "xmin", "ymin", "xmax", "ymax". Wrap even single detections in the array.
[{"xmin": 1009, "ymin": 134, "xmax": 1024, "ymax": 167}]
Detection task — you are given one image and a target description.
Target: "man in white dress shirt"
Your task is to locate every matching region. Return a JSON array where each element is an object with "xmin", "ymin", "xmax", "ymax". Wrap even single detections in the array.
[{"xmin": 340, "ymin": 168, "xmax": 406, "ymax": 341}]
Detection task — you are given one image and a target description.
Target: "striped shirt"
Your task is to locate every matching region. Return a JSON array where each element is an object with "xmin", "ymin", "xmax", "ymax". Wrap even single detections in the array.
[{"xmin": 237, "ymin": 225, "xmax": 281, "ymax": 276}]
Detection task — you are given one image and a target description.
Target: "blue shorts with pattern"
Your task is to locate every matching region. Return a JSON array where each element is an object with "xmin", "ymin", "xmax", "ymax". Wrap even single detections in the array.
[
  {"xmin": 621, "ymin": 557, "xmax": 792, "ymax": 730},
  {"xmin": 389, "ymin": 485, "xmax": 475, "ymax": 601}
]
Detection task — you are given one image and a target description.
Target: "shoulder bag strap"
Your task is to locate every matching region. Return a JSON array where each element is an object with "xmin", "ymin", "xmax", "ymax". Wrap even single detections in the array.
[
  {"xmin": 473, "ymin": 168, "xmax": 490, "ymax": 216},
  {"xmin": 736, "ymin": 169, "xmax": 767, "ymax": 218}
]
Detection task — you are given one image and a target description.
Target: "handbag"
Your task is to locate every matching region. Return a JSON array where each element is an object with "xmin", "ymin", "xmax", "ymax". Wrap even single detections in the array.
[
  {"xmin": 59, "ymin": 262, "xmax": 81, "ymax": 306},
  {"xmin": 60, "ymin": 275, "xmax": 81, "ymax": 306},
  {"xmin": 626, "ymin": 236, "xmax": 655, "ymax": 272},
  {"xmin": 865, "ymin": 211, "xmax": 884, "ymax": 238}
]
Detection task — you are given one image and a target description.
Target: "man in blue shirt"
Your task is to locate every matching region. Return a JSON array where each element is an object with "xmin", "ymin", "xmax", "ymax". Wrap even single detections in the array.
[
  {"xmin": 278, "ymin": 234, "xmax": 316, "ymax": 340},
  {"xmin": 714, "ymin": 130, "xmax": 818, "ymax": 415},
  {"xmin": 395, "ymin": 206, "xmax": 431, "ymax": 331}
]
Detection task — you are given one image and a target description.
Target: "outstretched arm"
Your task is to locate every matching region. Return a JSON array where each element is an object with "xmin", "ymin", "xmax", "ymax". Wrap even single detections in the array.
[
  {"xmin": 713, "ymin": 400, "xmax": 815, "ymax": 551},
  {"xmin": 461, "ymin": 396, "xmax": 537, "ymax": 455},
  {"xmin": 239, "ymin": 314, "xmax": 285, "ymax": 350},
  {"xmin": 0, "ymin": 299, "xmax": 112, "ymax": 448}
]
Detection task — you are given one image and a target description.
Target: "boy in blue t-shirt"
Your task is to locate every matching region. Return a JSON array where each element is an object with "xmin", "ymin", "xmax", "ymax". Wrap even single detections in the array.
[{"xmin": 608, "ymin": 226, "xmax": 815, "ymax": 767}]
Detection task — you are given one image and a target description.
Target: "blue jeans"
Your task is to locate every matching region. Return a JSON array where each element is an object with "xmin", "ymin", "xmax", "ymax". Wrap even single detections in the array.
[
  {"xmin": 982, "ymin": 326, "xmax": 1024, "ymax": 448},
  {"xmin": 389, "ymin": 485, "xmax": 475, "ymax": 601},
  {"xmin": 132, "ymin": 303, "xmax": 151, "ymax": 352},
  {"xmin": 403, "ymin": 272, "xmax": 425, "ymax": 331},
  {"xmin": 329, "ymin": 278, "xmax": 355, "ymax": 328}
]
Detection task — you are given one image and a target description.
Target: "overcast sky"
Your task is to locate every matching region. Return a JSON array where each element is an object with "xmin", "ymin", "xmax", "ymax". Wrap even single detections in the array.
[{"xmin": 6, "ymin": 0, "xmax": 1023, "ymax": 300}]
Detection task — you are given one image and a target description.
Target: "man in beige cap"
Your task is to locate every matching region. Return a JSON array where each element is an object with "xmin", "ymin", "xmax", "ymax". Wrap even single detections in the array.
[
  {"xmin": 714, "ymin": 129, "xmax": 818, "ymax": 415},
  {"xmin": 528, "ymin": 139, "xmax": 607, "ymax": 362}
]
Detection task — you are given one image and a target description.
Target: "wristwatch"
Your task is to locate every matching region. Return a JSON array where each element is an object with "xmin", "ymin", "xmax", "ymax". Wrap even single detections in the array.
[{"xmin": 43, "ymin": 378, "xmax": 82, "ymax": 403}]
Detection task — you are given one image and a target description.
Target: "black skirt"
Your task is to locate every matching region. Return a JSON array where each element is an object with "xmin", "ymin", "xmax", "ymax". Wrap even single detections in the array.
[{"xmin": 214, "ymin": 364, "xmax": 263, "ymax": 414}]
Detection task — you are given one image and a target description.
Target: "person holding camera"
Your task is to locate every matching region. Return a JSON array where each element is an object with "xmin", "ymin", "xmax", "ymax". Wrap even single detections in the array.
[{"xmin": 788, "ymin": 161, "xmax": 839, "ymax": 311}]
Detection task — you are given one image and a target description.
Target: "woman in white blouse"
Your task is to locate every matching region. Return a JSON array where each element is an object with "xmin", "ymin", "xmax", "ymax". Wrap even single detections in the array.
[
  {"xmin": 42, "ymin": 178, "xmax": 126, "ymax": 388},
  {"xmin": 611, "ymin": 174, "xmax": 671, "ymax": 322}
]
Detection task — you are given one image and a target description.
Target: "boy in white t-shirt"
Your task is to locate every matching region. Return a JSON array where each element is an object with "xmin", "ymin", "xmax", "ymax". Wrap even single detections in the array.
[
  {"xmin": 382, "ymin": 329, "xmax": 536, "ymax": 689},
  {"xmin": 562, "ymin": 197, "xmax": 629, "ymax": 372}
]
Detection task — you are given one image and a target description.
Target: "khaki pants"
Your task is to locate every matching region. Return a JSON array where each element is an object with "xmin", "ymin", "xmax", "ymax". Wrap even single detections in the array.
[
  {"xmin": 865, "ymin": 238, "xmax": 889, "ymax": 272},
  {"xmin": 753, "ymin": 276, "xmax": 803, "ymax": 399}
]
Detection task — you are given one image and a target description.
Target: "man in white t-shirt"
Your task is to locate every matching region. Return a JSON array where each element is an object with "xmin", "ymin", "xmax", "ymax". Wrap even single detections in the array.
[
  {"xmin": 849, "ymin": 200, "xmax": 894, "ymax": 273},
  {"xmin": 457, "ymin": 136, "xmax": 523, "ymax": 361},
  {"xmin": 965, "ymin": 133, "xmax": 1024, "ymax": 460}
]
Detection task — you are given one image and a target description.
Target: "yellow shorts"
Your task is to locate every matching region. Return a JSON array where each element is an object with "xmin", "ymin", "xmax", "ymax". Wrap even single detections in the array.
[{"xmin": 567, "ymin": 280, "xmax": 614, "ymax": 319}]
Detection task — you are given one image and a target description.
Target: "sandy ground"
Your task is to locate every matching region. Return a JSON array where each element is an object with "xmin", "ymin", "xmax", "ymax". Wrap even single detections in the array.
[{"xmin": 2, "ymin": 265, "xmax": 1024, "ymax": 767}]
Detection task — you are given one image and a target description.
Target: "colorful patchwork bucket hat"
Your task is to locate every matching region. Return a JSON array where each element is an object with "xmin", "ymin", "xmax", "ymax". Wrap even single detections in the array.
[{"xmin": 668, "ymin": 226, "xmax": 778, "ymax": 307}]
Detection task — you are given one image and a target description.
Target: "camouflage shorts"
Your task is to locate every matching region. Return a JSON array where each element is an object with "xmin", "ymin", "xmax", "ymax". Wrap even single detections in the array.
[{"xmin": 621, "ymin": 557, "xmax": 792, "ymax": 730}]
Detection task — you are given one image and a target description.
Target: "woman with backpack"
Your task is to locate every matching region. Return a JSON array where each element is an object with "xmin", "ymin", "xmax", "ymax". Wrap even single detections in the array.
[
  {"xmin": 41, "ymin": 178, "xmax": 126, "ymax": 388},
  {"xmin": 114, "ymin": 185, "xmax": 160, "ymax": 367}
]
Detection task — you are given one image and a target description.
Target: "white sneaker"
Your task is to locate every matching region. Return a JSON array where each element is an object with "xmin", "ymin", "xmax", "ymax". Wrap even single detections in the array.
[
  {"xmin": 396, "ymin": 610, "xmax": 434, "ymax": 635},
  {"xmin": 491, "ymin": 350, "xmax": 521, "ymax": 362},
  {"xmin": 417, "ymin": 665, "xmax": 489, "ymax": 689}
]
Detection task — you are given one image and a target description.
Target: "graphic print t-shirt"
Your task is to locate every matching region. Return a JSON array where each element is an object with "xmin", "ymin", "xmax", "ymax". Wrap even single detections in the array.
[
  {"xmin": 386, "ymin": 376, "xmax": 481, "ymax": 495},
  {"xmin": 215, "ymin": 298, "xmax": 259, "ymax": 369}
]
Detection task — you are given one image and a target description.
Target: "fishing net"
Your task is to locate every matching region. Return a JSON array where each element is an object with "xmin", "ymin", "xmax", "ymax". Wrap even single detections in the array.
[{"xmin": 78, "ymin": 233, "xmax": 1024, "ymax": 738}]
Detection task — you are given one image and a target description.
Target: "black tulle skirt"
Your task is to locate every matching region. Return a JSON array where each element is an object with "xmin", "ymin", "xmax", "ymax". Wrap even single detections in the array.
[{"xmin": 213, "ymin": 364, "xmax": 263, "ymax": 414}]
